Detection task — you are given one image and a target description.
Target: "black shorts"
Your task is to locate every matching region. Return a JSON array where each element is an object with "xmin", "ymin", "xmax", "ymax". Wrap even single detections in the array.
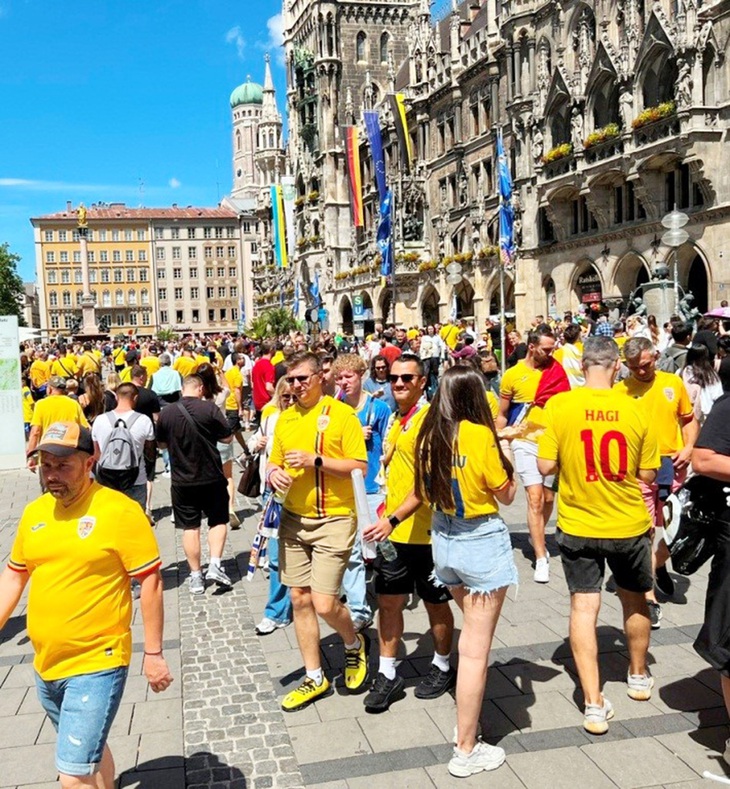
[
  {"xmin": 241, "ymin": 386, "xmax": 252, "ymax": 410},
  {"xmin": 373, "ymin": 542, "xmax": 452, "ymax": 604},
  {"xmin": 226, "ymin": 409, "xmax": 241, "ymax": 433},
  {"xmin": 171, "ymin": 480, "xmax": 229, "ymax": 529},
  {"xmin": 145, "ymin": 457, "xmax": 156, "ymax": 482},
  {"xmin": 556, "ymin": 528, "xmax": 653, "ymax": 594}
]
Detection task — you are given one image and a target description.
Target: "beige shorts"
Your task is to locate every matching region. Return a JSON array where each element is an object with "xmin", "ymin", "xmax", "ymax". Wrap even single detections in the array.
[{"xmin": 279, "ymin": 509, "xmax": 356, "ymax": 595}]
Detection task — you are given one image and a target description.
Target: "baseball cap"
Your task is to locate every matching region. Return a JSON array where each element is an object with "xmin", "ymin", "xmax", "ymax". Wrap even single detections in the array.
[
  {"xmin": 48, "ymin": 375, "xmax": 67, "ymax": 390},
  {"xmin": 28, "ymin": 422, "xmax": 94, "ymax": 457}
]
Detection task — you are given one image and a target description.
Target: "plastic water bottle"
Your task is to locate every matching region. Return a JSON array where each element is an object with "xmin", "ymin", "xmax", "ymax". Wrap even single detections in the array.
[{"xmin": 377, "ymin": 539, "xmax": 399, "ymax": 562}]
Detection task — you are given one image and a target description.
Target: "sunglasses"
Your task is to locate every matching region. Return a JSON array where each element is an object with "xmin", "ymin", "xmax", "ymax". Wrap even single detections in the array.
[
  {"xmin": 388, "ymin": 373, "xmax": 418, "ymax": 384},
  {"xmin": 374, "ymin": 365, "xmax": 387, "ymax": 370},
  {"xmin": 285, "ymin": 373, "xmax": 315, "ymax": 385}
]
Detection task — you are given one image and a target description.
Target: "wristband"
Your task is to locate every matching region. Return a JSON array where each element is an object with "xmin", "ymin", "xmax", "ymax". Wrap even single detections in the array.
[{"xmin": 144, "ymin": 650, "xmax": 163, "ymax": 656}]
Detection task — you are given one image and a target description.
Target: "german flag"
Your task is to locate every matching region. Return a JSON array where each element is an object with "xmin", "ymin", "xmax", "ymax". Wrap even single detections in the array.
[
  {"xmin": 389, "ymin": 93, "xmax": 413, "ymax": 173},
  {"xmin": 342, "ymin": 126, "xmax": 364, "ymax": 227}
]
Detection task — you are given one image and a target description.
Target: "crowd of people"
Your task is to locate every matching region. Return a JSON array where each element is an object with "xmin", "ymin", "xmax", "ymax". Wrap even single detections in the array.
[{"xmin": 5, "ymin": 304, "xmax": 730, "ymax": 783}]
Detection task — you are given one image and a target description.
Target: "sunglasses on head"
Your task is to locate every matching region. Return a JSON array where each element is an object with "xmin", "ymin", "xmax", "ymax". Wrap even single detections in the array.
[{"xmin": 388, "ymin": 373, "xmax": 417, "ymax": 384}]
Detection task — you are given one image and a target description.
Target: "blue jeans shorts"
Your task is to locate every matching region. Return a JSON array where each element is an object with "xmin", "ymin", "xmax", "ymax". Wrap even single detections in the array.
[
  {"xmin": 431, "ymin": 512, "xmax": 518, "ymax": 595},
  {"xmin": 35, "ymin": 666, "xmax": 128, "ymax": 776}
]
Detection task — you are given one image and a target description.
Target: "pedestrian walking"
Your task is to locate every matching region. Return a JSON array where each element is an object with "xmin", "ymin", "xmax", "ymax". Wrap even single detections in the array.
[
  {"xmin": 0, "ymin": 421, "xmax": 172, "ymax": 789},
  {"xmin": 538, "ymin": 337, "xmax": 660, "ymax": 734},
  {"xmin": 414, "ymin": 365, "xmax": 518, "ymax": 777},
  {"xmin": 156, "ymin": 375, "xmax": 234, "ymax": 595},
  {"xmin": 267, "ymin": 351, "xmax": 369, "ymax": 711}
]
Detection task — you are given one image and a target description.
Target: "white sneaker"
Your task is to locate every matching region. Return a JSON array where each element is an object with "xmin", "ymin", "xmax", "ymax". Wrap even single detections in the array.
[
  {"xmin": 627, "ymin": 671, "xmax": 655, "ymax": 701},
  {"xmin": 255, "ymin": 616, "xmax": 290, "ymax": 635},
  {"xmin": 723, "ymin": 737, "xmax": 730, "ymax": 767},
  {"xmin": 584, "ymin": 697, "xmax": 614, "ymax": 734},
  {"xmin": 534, "ymin": 557, "xmax": 550, "ymax": 583},
  {"xmin": 448, "ymin": 741, "xmax": 505, "ymax": 777}
]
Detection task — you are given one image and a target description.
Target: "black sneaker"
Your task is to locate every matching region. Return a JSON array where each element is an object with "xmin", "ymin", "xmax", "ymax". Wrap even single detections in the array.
[
  {"xmin": 648, "ymin": 601, "xmax": 662, "ymax": 630},
  {"xmin": 414, "ymin": 664, "xmax": 456, "ymax": 700},
  {"xmin": 364, "ymin": 672, "xmax": 405, "ymax": 713},
  {"xmin": 655, "ymin": 566, "xmax": 675, "ymax": 597}
]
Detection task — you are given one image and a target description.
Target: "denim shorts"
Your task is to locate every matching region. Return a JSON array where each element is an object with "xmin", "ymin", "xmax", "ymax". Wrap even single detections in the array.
[
  {"xmin": 35, "ymin": 666, "xmax": 128, "ymax": 776},
  {"xmin": 431, "ymin": 512, "xmax": 518, "ymax": 594}
]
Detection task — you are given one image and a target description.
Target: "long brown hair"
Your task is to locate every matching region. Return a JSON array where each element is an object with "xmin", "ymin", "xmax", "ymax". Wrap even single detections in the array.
[
  {"xmin": 196, "ymin": 362, "xmax": 222, "ymax": 400},
  {"xmin": 81, "ymin": 373, "xmax": 105, "ymax": 422},
  {"xmin": 414, "ymin": 366, "xmax": 513, "ymax": 511}
]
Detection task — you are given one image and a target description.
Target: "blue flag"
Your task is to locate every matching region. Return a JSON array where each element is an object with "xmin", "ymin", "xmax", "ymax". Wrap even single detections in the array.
[
  {"xmin": 496, "ymin": 131, "xmax": 514, "ymax": 265},
  {"xmin": 309, "ymin": 270, "xmax": 321, "ymax": 308},
  {"xmin": 364, "ymin": 110, "xmax": 387, "ymax": 205},
  {"xmin": 293, "ymin": 279, "xmax": 300, "ymax": 318},
  {"xmin": 377, "ymin": 190, "xmax": 394, "ymax": 278}
]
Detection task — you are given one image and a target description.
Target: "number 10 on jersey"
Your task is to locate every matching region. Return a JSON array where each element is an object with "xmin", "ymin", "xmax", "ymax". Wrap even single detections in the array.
[{"xmin": 580, "ymin": 430, "xmax": 628, "ymax": 483}]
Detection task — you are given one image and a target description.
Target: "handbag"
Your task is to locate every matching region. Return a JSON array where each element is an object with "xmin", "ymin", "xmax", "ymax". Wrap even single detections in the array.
[{"xmin": 237, "ymin": 447, "xmax": 261, "ymax": 498}]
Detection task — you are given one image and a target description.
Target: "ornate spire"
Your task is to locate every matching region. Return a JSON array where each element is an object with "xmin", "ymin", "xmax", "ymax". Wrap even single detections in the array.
[{"xmin": 261, "ymin": 53, "xmax": 281, "ymax": 123}]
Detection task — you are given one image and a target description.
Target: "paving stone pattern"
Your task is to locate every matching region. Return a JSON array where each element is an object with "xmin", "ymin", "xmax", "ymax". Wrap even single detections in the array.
[{"xmin": 1, "ymin": 463, "xmax": 729, "ymax": 789}]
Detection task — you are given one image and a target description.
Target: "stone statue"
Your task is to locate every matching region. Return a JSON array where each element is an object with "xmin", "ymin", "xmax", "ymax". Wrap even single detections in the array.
[
  {"xmin": 77, "ymin": 203, "xmax": 87, "ymax": 228},
  {"xmin": 531, "ymin": 127, "xmax": 544, "ymax": 162},
  {"xmin": 676, "ymin": 59, "xmax": 693, "ymax": 108},
  {"xmin": 571, "ymin": 107, "xmax": 584, "ymax": 149},
  {"xmin": 458, "ymin": 168, "xmax": 468, "ymax": 206},
  {"xmin": 619, "ymin": 86, "xmax": 633, "ymax": 130},
  {"xmin": 678, "ymin": 291, "xmax": 701, "ymax": 322},
  {"xmin": 631, "ymin": 296, "xmax": 648, "ymax": 317},
  {"xmin": 403, "ymin": 214, "xmax": 423, "ymax": 242}
]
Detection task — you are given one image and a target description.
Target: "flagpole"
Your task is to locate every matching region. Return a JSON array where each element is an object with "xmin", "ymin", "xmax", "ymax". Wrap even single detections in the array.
[
  {"xmin": 499, "ymin": 239, "xmax": 507, "ymax": 375},
  {"xmin": 392, "ymin": 175, "xmax": 399, "ymax": 327}
]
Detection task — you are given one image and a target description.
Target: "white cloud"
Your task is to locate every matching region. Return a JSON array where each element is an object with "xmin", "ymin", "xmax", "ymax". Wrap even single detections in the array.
[
  {"xmin": 226, "ymin": 25, "xmax": 246, "ymax": 60},
  {"xmin": 169, "ymin": 177, "xmax": 181, "ymax": 189},
  {"xmin": 0, "ymin": 178, "xmax": 116, "ymax": 191},
  {"xmin": 260, "ymin": 13, "xmax": 285, "ymax": 65}
]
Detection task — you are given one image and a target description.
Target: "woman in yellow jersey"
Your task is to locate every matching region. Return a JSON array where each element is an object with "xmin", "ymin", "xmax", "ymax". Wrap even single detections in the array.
[{"xmin": 414, "ymin": 366, "xmax": 517, "ymax": 778}]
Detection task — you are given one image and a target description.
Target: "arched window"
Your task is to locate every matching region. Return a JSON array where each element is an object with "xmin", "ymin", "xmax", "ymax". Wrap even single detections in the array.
[
  {"xmin": 235, "ymin": 130, "xmax": 241, "ymax": 152},
  {"xmin": 269, "ymin": 131, "xmax": 275, "ymax": 148},
  {"xmin": 102, "ymin": 290, "xmax": 111, "ymax": 307},
  {"xmin": 141, "ymin": 288, "xmax": 149, "ymax": 305},
  {"xmin": 115, "ymin": 289, "xmax": 124, "ymax": 306},
  {"xmin": 49, "ymin": 292, "xmax": 58, "ymax": 307},
  {"xmin": 76, "ymin": 290, "xmax": 83, "ymax": 306},
  {"xmin": 128, "ymin": 289, "xmax": 137, "ymax": 305},
  {"xmin": 62, "ymin": 290, "xmax": 71, "ymax": 307},
  {"xmin": 380, "ymin": 32, "xmax": 389, "ymax": 63},
  {"xmin": 356, "ymin": 31, "xmax": 367, "ymax": 63}
]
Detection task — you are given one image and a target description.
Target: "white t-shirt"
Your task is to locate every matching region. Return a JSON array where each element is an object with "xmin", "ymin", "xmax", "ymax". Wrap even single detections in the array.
[{"xmin": 92, "ymin": 409, "xmax": 155, "ymax": 486}]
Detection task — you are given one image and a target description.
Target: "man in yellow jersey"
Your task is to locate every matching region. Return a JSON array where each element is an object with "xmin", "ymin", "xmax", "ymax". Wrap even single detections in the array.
[
  {"xmin": 224, "ymin": 353, "xmax": 248, "ymax": 453},
  {"xmin": 538, "ymin": 337, "xmax": 660, "ymax": 735},
  {"xmin": 267, "ymin": 351, "xmax": 369, "ymax": 711},
  {"xmin": 140, "ymin": 345, "xmax": 161, "ymax": 379},
  {"xmin": 363, "ymin": 354, "xmax": 454, "ymax": 713},
  {"xmin": 440, "ymin": 320, "xmax": 461, "ymax": 352},
  {"xmin": 50, "ymin": 346, "xmax": 79, "ymax": 381},
  {"xmin": 173, "ymin": 345, "xmax": 198, "ymax": 378},
  {"xmin": 497, "ymin": 325, "xmax": 562, "ymax": 583},
  {"xmin": 29, "ymin": 351, "xmax": 52, "ymax": 400},
  {"xmin": 615, "ymin": 336, "xmax": 698, "ymax": 629},
  {"xmin": 76, "ymin": 341, "xmax": 102, "ymax": 378},
  {"xmin": 27, "ymin": 377, "xmax": 89, "ymax": 472},
  {"xmin": 112, "ymin": 344, "xmax": 126, "ymax": 372},
  {"xmin": 0, "ymin": 421, "xmax": 172, "ymax": 788},
  {"xmin": 118, "ymin": 350, "xmax": 140, "ymax": 383}
]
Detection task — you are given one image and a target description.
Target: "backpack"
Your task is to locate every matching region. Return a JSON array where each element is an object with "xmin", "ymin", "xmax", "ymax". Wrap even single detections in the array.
[
  {"xmin": 95, "ymin": 412, "xmax": 141, "ymax": 491},
  {"xmin": 657, "ymin": 344, "xmax": 688, "ymax": 373}
]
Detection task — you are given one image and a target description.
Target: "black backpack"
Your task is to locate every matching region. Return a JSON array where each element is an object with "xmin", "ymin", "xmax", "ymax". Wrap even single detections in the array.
[{"xmin": 95, "ymin": 412, "xmax": 141, "ymax": 491}]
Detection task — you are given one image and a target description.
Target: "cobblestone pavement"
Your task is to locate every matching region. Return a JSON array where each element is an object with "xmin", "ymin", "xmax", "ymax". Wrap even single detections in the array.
[{"xmin": 0, "ymin": 463, "xmax": 727, "ymax": 788}]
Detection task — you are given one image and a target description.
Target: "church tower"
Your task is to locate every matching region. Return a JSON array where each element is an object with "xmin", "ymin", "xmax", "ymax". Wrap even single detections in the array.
[
  {"xmin": 254, "ymin": 54, "xmax": 286, "ymax": 189},
  {"xmin": 230, "ymin": 76, "xmax": 264, "ymax": 200}
]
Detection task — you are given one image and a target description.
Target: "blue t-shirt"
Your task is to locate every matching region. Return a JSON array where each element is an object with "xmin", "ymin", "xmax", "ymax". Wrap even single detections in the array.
[
  {"xmin": 355, "ymin": 393, "xmax": 391, "ymax": 494},
  {"xmin": 363, "ymin": 377, "xmax": 396, "ymax": 413}
]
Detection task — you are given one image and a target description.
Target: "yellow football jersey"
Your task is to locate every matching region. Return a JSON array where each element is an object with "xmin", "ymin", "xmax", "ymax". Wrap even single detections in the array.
[
  {"xmin": 614, "ymin": 371, "xmax": 693, "ymax": 456},
  {"xmin": 224, "ymin": 366, "xmax": 243, "ymax": 412},
  {"xmin": 499, "ymin": 361, "xmax": 545, "ymax": 441},
  {"xmin": 538, "ymin": 388, "xmax": 660, "ymax": 538}
]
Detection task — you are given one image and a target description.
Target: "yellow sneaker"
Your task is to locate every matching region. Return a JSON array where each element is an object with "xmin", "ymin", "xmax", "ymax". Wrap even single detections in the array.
[
  {"xmin": 281, "ymin": 676, "xmax": 331, "ymax": 712},
  {"xmin": 345, "ymin": 633, "xmax": 369, "ymax": 692}
]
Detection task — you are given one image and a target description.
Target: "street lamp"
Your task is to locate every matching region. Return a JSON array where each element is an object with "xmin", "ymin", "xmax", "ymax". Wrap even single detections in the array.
[{"xmin": 661, "ymin": 206, "xmax": 689, "ymax": 307}]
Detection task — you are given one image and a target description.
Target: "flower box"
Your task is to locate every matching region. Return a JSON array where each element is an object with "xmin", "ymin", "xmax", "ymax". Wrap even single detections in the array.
[
  {"xmin": 632, "ymin": 101, "xmax": 676, "ymax": 130},
  {"xmin": 583, "ymin": 123, "xmax": 621, "ymax": 149},
  {"xmin": 542, "ymin": 143, "xmax": 573, "ymax": 164}
]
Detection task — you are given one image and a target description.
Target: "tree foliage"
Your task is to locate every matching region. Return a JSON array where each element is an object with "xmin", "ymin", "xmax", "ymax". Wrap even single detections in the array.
[
  {"xmin": 246, "ymin": 307, "xmax": 300, "ymax": 339},
  {"xmin": 0, "ymin": 243, "xmax": 27, "ymax": 326}
]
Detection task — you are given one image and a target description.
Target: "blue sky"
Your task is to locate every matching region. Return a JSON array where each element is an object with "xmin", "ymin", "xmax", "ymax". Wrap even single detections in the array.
[{"xmin": 0, "ymin": 0, "xmax": 287, "ymax": 280}]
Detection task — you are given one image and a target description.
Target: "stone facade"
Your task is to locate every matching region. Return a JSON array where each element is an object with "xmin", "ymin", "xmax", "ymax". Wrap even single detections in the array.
[{"xmin": 285, "ymin": 0, "xmax": 730, "ymax": 331}]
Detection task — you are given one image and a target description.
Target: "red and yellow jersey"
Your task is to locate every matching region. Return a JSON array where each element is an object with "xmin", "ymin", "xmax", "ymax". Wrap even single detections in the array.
[
  {"xmin": 499, "ymin": 361, "xmax": 546, "ymax": 441},
  {"xmin": 384, "ymin": 403, "xmax": 432, "ymax": 544},
  {"xmin": 9, "ymin": 482, "xmax": 161, "ymax": 680},
  {"xmin": 426, "ymin": 421, "xmax": 508, "ymax": 519},
  {"xmin": 270, "ymin": 395, "xmax": 367, "ymax": 518},
  {"xmin": 538, "ymin": 388, "xmax": 660, "ymax": 538},
  {"xmin": 487, "ymin": 390, "xmax": 499, "ymax": 421},
  {"xmin": 614, "ymin": 371, "xmax": 693, "ymax": 455}
]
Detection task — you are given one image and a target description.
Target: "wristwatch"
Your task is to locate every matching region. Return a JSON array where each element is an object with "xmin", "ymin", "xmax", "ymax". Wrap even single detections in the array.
[
  {"xmin": 388, "ymin": 514, "xmax": 401, "ymax": 528},
  {"xmin": 314, "ymin": 455, "xmax": 323, "ymax": 468}
]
